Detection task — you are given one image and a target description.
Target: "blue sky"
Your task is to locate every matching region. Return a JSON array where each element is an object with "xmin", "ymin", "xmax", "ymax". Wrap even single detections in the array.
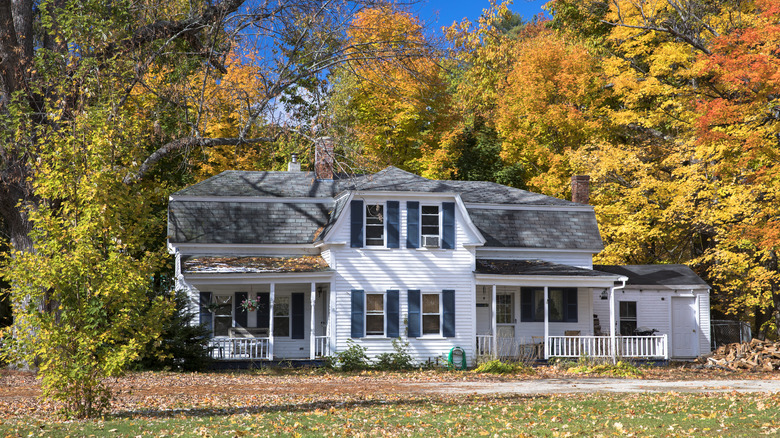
[{"xmin": 416, "ymin": 0, "xmax": 549, "ymax": 31}]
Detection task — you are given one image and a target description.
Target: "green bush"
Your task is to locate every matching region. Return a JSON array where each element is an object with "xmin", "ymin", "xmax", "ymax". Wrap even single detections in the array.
[
  {"xmin": 135, "ymin": 288, "xmax": 212, "ymax": 372},
  {"xmin": 374, "ymin": 338, "xmax": 415, "ymax": 371},
  {"xmin": 333, "ymin": 339, "xmax": 370, "ymax": 371},
  {"xmin": 473, "ymin": 359, "xmax": 533, "ymax": 375}
]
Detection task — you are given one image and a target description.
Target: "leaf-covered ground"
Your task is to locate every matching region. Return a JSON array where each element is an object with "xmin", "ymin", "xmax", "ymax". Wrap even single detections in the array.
[{"xmin": 0, "ymin": 367, "xmax": 779, "ymax": 436}]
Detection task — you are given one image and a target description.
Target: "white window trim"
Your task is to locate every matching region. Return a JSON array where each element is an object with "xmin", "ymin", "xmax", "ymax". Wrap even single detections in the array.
[
  {"xmin": 364, "ymin": 202, "xmax": 387, "ymax": 248},
  {"xmin": 213, "ymin": 294, "xmax": 233, "ymax": 338},
  {"xmin": 419, "ymin": 204, "xmax": 442, "ymax": 249},
  {"xmin": 273, "ymin": 295, "xmax": 291, "ymax": 338},
  {"xmin": 365, "ymin": 292, "xmax": 387, "ymax": 337},
  {"xmin": 421, "ymin": 291, "xmax": 442, "ymax": 337}
]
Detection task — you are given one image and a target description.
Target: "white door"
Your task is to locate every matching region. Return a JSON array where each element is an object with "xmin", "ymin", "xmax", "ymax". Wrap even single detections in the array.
[
  {"xmin": 496, "ymin": 294, "xmax": 516, "ymax": 357},
  {"xmin": 476, "ymin": 305, "xmax": 491, "ymax": 335},
  {"xmin": 672, "ymin": 297, "xmax": 698, "ymax": 358}
]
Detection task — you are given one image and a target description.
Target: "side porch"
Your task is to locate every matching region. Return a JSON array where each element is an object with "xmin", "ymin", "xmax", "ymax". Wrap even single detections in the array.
[
  {"xmin": 474, "ymin": 260, "xmax": 668, "ymax": 362},
  {"xmin": 181, "ymin": 256, "xmax": 335, "ymax": 361}
]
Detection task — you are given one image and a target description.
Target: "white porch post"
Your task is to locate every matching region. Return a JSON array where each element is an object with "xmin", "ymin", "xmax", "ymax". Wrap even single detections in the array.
[
  {"xmin": 269, "ymin": 283, "xmax": 275, "ymax": 360},
  {"xmin": 491, "ymin": 285, "xmax": 497, "ymax": 357},
  {"xmin": 544, "ymin": 286, "xmax": 549, "ymax": 360},
  {"xmin": 329, "ymin": 279, "xmax": 335, "ymax": 357},
  {"xmin": 609, "ymin": 286, "xmax": 616, "ymax": 364},
  {"xmin": 310, "ymin": 282, "xmax": 316, "ymax": 360}
]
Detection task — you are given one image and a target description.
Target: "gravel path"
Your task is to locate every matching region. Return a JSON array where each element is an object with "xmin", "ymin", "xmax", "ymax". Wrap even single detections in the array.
[{"xmin": 418, "ymin": 378, "xmax": 780, "ymax": 395}]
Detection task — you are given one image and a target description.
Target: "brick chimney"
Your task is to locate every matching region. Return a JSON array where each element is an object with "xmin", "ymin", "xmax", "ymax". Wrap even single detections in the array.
[
  {"xmin": 287, "ymin": 153, "xmax": 301, "ymax": 172},
  {"xmin": 314, "ymin": 137, "xmax": 334, "ymax": 180},
  {"xmin": 571, "ymin": 175, "xmax": 590, "ymax": 204}
]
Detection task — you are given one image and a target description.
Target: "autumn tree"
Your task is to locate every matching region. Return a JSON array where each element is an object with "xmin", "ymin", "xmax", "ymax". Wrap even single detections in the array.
[
  {"xmin": 548, "ymin": 0, "xmax": 780, "ymax": 337},
  {"xmin": 327, "ymin": 5, "xmax": 450, "ymax": 174},
  {"xmin": 0, "ymin": 0, "xmax": 430, "ymax": 417}
]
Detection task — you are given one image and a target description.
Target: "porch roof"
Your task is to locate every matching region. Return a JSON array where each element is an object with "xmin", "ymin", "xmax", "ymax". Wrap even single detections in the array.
[
  {"xmin": 475, "ymin": 259, "xmax": 617, "ymax": 277},
  {"xmin": 182, "ymin": 255, "xmax": 331, "ymax": 274}
]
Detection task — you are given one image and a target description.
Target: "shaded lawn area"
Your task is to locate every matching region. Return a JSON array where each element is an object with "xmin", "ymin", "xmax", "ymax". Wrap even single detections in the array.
[{"xmin": 1, "ymin": 370, "xmax": 779, "ymax": 436}]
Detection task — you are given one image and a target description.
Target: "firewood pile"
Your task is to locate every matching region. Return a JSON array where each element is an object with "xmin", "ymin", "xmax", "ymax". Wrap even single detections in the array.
[{"xmin": 701, "ymin": 339, "xmax": 780, "ymax": 371}]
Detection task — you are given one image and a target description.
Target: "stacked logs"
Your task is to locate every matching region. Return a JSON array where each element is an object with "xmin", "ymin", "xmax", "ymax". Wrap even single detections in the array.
[{"xmin": 702, "ymin": 339, "xmax": 780, "ymax": 371}]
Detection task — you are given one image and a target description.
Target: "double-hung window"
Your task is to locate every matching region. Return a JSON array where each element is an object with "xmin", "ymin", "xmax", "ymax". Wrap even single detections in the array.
[
  {"xmin": 274, "ymin": 296, "xmax": 290, "ymax": 337},
  {"xmin": 213, "ymin": 295, "xmax": 232, "ymax": 336},
  {"xmin": 420, "ymin": 205, "xmax": 440, "ymax": 247},
  {"xmin": 520, "ymin": 287, "xmax": 578, "ymax": 322},
  {"xmin": 422, "ymin": 292, "xmax": 441, "ymax": 335},
  {"xmin": 619, "ymin": 301, "xmax": 638, "ymax": 336},
  {"xmin": 365, "ymin": 204, "xmax": 385, "ymax": 247},
  {"xmin": 365, "ymin": 293, "xmax": 385, "ymax": 336},
  {"xmin": 351, "ymin": 290, "xmax": 399, "ymax": 338}
]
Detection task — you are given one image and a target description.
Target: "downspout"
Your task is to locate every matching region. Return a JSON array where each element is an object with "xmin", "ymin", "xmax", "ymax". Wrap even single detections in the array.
[{"xmin": 609, "ymin": 278, "xmax": 627, "ymax": 364}]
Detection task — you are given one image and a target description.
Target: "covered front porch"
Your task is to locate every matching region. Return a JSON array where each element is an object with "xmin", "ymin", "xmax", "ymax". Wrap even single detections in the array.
[
  {"xmin": 474, "ymin": 260, "xmax": 668, "ymax": 362},
  {"xmin": 181, "ymin": 256, "xmax": 334, "ymax": 361}
]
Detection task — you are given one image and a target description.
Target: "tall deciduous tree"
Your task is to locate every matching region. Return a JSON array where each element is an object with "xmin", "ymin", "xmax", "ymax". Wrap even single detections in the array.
[
  {"xmin": 328, "ymin": 5, "xmax": 450, "ymax": 174},
  {"xmin": 0, "ymin": 0, "xmax": 428, "ymax": 417},
  {"xmin": 548, "ymin": 0, "xmax": 780, "ymax": 337}
]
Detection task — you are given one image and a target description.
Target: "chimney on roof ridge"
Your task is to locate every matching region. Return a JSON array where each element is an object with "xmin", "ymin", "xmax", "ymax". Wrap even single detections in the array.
[
  {"xmin": 287, "ymin": 153, "xmax": 301, "ymax": 172},
  {"xmin": 314, "ymin": 137, "xmax": 334, "ymax": 180},
  {"xmin": 571, "ymin": 175, "xmax": 590, "ymax": 204}
]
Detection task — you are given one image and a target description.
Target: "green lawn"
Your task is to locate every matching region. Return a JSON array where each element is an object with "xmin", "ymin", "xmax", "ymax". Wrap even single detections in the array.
[{"xmin": 2, "ymin": 392, "xmax": 779, "ymax": 437}]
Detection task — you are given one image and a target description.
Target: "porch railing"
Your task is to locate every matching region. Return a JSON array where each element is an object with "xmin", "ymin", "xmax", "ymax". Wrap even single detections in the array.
[
  {"xmin": 476, "ymin": 335, "xmax": 493, "ymax": 357},
  {"xmin": 315, "ymin": 336, "xmax": 329, "ymax": 358},
  {"xmin": 475, "ymin": 335, "xmax": 669, "ymax": 360},
  {"xmin": 546, "ymin": 335, "xmax": 668, "ymax": 359},
  {"xmin": 209, "ymin": 337, "xmax": 270, "ymax": 360},
  {"xmin": 615, "ymin": 335, "xmax": 668, "ymax": 359}
]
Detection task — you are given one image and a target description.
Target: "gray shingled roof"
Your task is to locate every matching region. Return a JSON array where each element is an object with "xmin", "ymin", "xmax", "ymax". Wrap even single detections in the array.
[
  {"xmin": 169, "ymin": 201, "xmax": 331, "ymax": 244},
  {"xmin": 468, "ymin": 208, "xmax": 603, "ymax": 250},
  {"xmin": 169, "ymin": 166, "xmax": 603, "ymax": 248},
  {"xmin": 593, "ymin": 265, "xmax": 709, "ymax": 287},
  {"xmin": 340, "ymin": 167, "xmax": 575, "ymax": 205},
  {"xmin": 476, "ymin": 259, "xmax": 618, "ymax": 277},
  {"xmin": 174, "ymin": 171, "xmax": 338, "ymax": 198}
]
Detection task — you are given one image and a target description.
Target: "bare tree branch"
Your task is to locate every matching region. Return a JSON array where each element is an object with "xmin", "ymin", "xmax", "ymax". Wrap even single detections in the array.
[{"xmin": 122, "ymin": 136, "xmax": 277, "ymax": 184}]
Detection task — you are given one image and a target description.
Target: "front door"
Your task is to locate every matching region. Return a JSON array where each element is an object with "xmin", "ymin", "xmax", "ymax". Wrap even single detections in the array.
[
  {"xmin": 496, "ymin": 293, "xmax": 515, "ymax": 357},
  {"xmin": 672, "ymin": 297, "xmax": 698, "ymax": 358}
]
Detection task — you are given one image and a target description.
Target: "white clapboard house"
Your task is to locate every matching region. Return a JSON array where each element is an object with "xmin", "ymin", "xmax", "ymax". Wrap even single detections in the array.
[{"xmin": 167, "ymin": 140, "xmax": 712, "ymax": 365}]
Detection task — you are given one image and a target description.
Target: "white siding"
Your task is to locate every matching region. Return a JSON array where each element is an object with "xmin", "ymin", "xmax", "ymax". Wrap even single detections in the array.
[
  {"xmin": 330, "ymin": 196, "xmax": 476, "ymax": 364},
  {"xmin": 698, "ymin": 292, "xmax": 712, "ymax": 355},
  {"xmin": 591, "ymin": 287, "xmax": 712, "ymax": 358}
]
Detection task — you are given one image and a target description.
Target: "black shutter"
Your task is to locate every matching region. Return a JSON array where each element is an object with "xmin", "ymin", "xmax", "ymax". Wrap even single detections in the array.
[
  {"xmin": 291, "ymin": 293, "xmax": 305, "ymax": 339},
  {"xmin": 565, "ymin": 288, "xmax": 578, "ymax": 322},
  {"xmin": 256, "ymin": 292, "xmax": 270, "ymax": 329},
  {"xmin": 199, "ymin": 292, "xmax": 213, "ymax": 336},
  {"xmin": 387, "ymin": 201, "xmax": 400, "ymax": 248},
  {"xmin": 442, "ymin": 202, "xmax": 455, "ymax": 249},
  {"xmin": 387, "ymin": 290, "xmax": 400, "ymax": 338},
  {"xmin": 442, "ymin": 290, "xmax": 455, "ymax": 337},
  {"xmin": 407, "ymin": 290, "xmax": 421, "ymax": 337},
  {"xmin": 520, "ymin": 288, "xmax": 533, "ymax": 322},
  {"xmin": 351, "ymin": 290, "xmax": 365, "ymax": 338},
  {"xmin": 235, "ymin": 292, "xmax": 248, "ymax": 328},
  {"xmin": 350, "ymin": 200, "xmax": 364, "ymax": 248},
  {"xmin": 406, "ymin": 201, "xmax": 419, "ymax": 248}
]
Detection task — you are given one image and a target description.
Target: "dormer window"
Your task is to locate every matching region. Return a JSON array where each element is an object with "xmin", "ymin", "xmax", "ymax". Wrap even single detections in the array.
[
  {"xmin": 365, "ymin": 204, "xmax": 385, "ymax": 246},
  {"xmin": 421, "ymin": 205, "xmax": 440, "ymax": 248}
]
